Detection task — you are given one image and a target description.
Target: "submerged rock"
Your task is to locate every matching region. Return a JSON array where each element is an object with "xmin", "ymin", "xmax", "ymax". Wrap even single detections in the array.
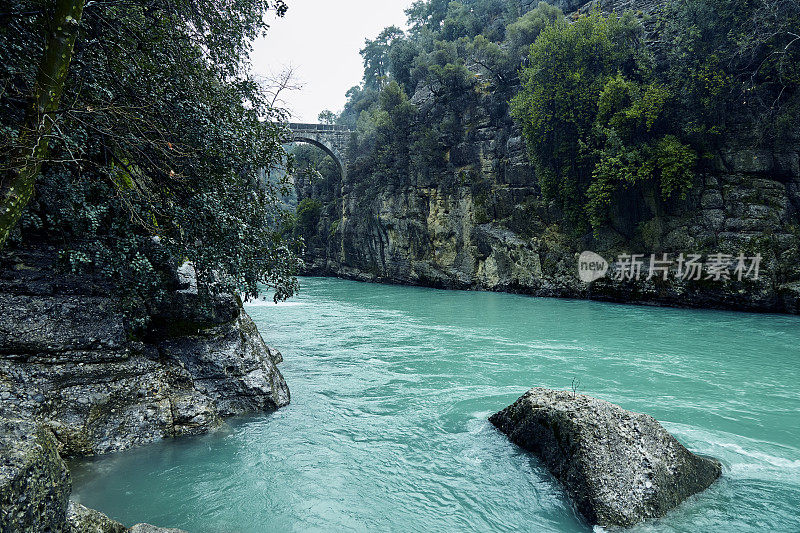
[
  {"xmin": 489, "ymin": 388, "xmax": 722, "ymax": 528},
  {"xmin": 67, "ymin": 501, "xmax": 188, "ymax": 533},
  {"xmin": 67, "ymin": 501, "xmax": 126, "ymax": 533}
]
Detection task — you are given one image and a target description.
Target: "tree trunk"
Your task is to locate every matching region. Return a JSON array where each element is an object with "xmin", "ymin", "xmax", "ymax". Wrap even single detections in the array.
[{"xmin": 0, "ymin": 0, "xmax": 85, "ymax": 249}]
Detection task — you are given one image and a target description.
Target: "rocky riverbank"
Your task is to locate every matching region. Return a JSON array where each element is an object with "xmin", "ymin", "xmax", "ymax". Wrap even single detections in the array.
[
  {"xmin": 0, "ymin": 417, "xmax": 188, "ymax": 532},
  {"xmin": 0, "ymin": 243, "xmax": 290, "ymax": 530}
]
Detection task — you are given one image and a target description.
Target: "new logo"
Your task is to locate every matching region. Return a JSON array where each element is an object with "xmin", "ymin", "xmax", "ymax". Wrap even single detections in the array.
[{"xmin": 578, "ymin": 251, "xmax": 609, "ymax": 283}]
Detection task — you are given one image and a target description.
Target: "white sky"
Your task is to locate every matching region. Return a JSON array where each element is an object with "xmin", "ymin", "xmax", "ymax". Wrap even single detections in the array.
[{"xmin": 251, "ymin": 0, "xmax": 414, "ymax": 123}]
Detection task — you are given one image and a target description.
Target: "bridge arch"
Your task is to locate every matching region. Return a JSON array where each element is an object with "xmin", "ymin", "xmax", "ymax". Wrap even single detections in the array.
[
  {"xmin": 282, "ymin": 123, "xmax": 353, "ymax": 181},
  {"xmin": 287, "ymin": 136, "xmax": 344, "ymax": 178}
]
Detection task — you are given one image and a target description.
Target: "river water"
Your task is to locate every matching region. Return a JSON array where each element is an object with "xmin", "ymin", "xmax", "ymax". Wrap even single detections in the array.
[{"xmin": 71, "ymin": 277, "xmax": 800, "ymax": 532}]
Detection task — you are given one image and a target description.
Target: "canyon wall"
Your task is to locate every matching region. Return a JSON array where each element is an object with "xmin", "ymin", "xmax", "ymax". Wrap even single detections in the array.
[{"xmin": 295, "ymin": 2, "xmax": 800, "ymax": 314}]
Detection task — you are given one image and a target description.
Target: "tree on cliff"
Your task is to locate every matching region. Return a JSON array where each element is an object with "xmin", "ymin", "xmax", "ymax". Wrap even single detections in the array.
[
  {"xmin": 335, "ymin": 0, "xmax": 798, "ymax": 239},
  {"xmin": 0, "ymin": 0, "xmax": 84, "ymax": 250},
  {"xmin": 0, "ymin": 0, "xmax": 300, "ymax": 309},
  {"xmin": 511, "ymin": 0, "xmax": 799, "ymax": 233},
  {"xmin": 510, "ymin": 11, "xmax": 697, "ymax": 232},
  {"xmin": 361, "ymin": 26, "xmax": 405, "ymax": 90},
  {"xmin": 318, "ymin": 110, "xmax": 337, "ymax": 125}
]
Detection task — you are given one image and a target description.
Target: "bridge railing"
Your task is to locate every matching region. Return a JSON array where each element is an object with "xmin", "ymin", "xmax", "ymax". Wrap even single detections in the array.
[{"xmin": 283, "ymin": 122, "xmax": 351, "ymax": 132}]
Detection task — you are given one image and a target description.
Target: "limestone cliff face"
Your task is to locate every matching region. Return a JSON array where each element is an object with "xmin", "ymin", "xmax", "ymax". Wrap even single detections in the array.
[
  {"xmin": 0, "ymin": 244, "xmax": 289, "ymax": 458},
  {"xmin": 298, "ymin": 96, "xmax": 799, "ymax": 313},
  {"xmin": 296, "ymin": 10, "xmax": 800, "ymax": 314}
]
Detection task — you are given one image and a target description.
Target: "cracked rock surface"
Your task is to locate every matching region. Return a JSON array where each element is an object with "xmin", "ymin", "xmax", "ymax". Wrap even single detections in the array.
[
  {"xmin": 0, "ymin": 418, "xmax": 70, "ymax": 531},
  {"xmin": 490, "ymin": 387, "xmax": 722, "ymax": 528},
  {"xmin": 0, "ymin": 243, "xmax": 290, "ymax": 530},
  {"xmin": 0, "ymin": 245, "xmax": 289, "ymax": 457}
]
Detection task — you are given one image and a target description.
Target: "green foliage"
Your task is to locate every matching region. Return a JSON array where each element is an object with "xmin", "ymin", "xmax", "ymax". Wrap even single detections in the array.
[
  {"xmin": 388, "ymin": 38, "xmax": 421, "ymax": 91},
  {"xmin": 406, "ymin": 0, "xmax": 450, "ymax": 36},
  {"xmin": 1, "ymin": 0, "xmax": 300, "ymax": 308},
  {"xmin": 505, "ymin": 2, "xmax": 562, "ymax": 59},
  {"xmin": 511, "ymin": 11, "xmax": 649, "ymax": 229},
  {"xmin": 511, "ymin": 10, "xmax": 700, "ymax": 232},
  {"xmin": 406, "ymin": 0, "xmax": 507, "ymax": 40},
  {"xmin": 659, "ymin": 0, "xmax": 800, "ymax": 146},
  {"xmin": 466, "ymin": 35, "xmax": 514, "ymax": 86},
  {"xmin": 597, "ymin": 76, "xmax": 671, "ymax": 136},
  {"xmin": 21, "ymin": 168, "xmax": 173, "ymax": 328},
  {"xmin": 348, "ymin": 82, "xmax": 420, "ymax": 186},
  {"xmin": 586, "ymin": 135, "xmax": 696, "ymax": 229},
  {"xmin": 410, "ymin": 126, "xmax": 446, "ymax": 175},
  {"xmin": 414, "ymin": 46, "xmax": 476, "ymax": 99},
  {"xmin": 440, "ymin": 2, "xmax": 482, "ymax": 41},
  {"xmin": 318, "ymin": 110, "xmax": 337, "ymax": 124},
  {"xmin": 653, "ymin": 136, "xmax": 697, "ymax": 199},
  {"xmin": 340, "ymin": 0, "xmax": 572, "ymax": 194},
  {"xmin": 361, "ymin": 26, "xmax": 405, "ymax": 89},
  {"xmin": 509, "ymin": 0, "xmax": 799, "ymax": 233},
  {"xmin": 339, "ymin": 0, "xmax": 797, "ymax": 238},
  {"xmin": 295, "ymin": 198, "xmax": 323, "ymax": 236}
]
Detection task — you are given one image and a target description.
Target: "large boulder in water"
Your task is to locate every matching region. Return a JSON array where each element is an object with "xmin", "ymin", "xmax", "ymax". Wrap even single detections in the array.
[{"xmin": 489, "ymin": 387, "xmax": 722, "ymax": 528}]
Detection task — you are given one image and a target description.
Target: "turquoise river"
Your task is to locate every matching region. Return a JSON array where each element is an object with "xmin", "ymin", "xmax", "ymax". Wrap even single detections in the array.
[{"xmin": 71, "ymin": 277, "xmax": 800, "ymax": 532}]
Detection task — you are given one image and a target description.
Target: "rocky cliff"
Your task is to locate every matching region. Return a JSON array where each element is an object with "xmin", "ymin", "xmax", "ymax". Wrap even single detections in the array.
[
  {"xmin": 0, "ymin": 242, "xmax": 289, "ymax": 529},
  {"xmin": 302, "ymin": 120, "xmax": 800, "ymax": 312},
  {"xmin": 295, "ymin": 2, "xmax": 800, "ymax": 314},
  {"xmin": 0, "ymin": 418, "xmax": 70, "ymax": 530}
]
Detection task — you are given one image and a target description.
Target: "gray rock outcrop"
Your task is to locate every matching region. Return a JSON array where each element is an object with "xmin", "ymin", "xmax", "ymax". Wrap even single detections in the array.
[
  {"xmin": 489, "ymin": 388, "xmax": 722, "ymax": 528},
  {"xmin": 0, "ymin": 419, "xmax": 191, "ymax": 532},
  {"xmin": 67, "ymin": 501, "xmax": 188, "ymax": 533},
  {"xmin": 0, "ymin": 419, "xmax": 70, "ymax": 532},
  {"xmin": 0, "ymin": 243, "xmax": 290, "ymax": 531},
  {"xmin": 0, "ymin": 245, "xmax": 289, "ymax": 457},
  {"xmin": 67, "ymin": 501, "xmax": 127, "ymax": 532}
]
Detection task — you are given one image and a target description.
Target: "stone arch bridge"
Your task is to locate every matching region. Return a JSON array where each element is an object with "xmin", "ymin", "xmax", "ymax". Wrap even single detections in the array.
[{"xmin": 284, "ymin": 123, "xmax": 352, "ymax": 179}]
